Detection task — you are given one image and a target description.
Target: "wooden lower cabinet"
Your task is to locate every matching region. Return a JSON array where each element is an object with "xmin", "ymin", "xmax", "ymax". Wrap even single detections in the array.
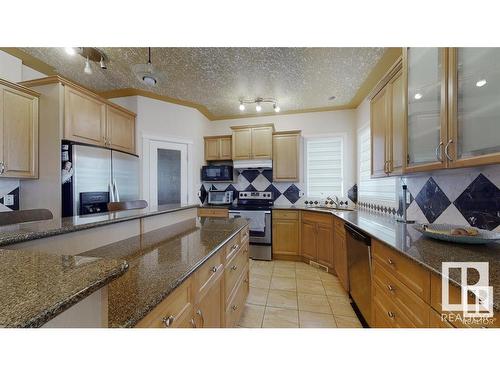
[
  {"xmin": 135, "ymin": 225, "xmax": 249, "ymax": 328},
  {"xmin": 300, "ymin": 212, "xmax": 335, "ymax": 271},
  {"xmin": 333, "ymin": 218, "xmax": 348, "ymax": 291},
  {"xmin": 197, "ymin": 207, "xmax": 229, "ymax": 218},
  {"xmin": 272, "ymin": 210, "xmax": 300, "ymax": 259}
]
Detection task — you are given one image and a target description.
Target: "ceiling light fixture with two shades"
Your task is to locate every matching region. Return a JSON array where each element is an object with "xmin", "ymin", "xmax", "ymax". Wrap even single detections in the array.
[
  {"xmin": 64, "ymin": 47, "xmax": 108, "ymax": 75},
  {"xmin": 238, "ymin": 97, "xmax": 280, "ymax": 113}
]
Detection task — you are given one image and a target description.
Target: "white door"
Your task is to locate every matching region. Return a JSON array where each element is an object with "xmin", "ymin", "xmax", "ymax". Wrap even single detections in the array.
[{"xmin": 149, "ymin": 140, "xmax": 188, "ymax": 206}]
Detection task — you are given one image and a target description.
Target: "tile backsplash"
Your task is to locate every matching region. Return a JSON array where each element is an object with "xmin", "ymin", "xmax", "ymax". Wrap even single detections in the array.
[
  {"xmin": 200, "ymin": 169, "xmax": 305, "ymax": 205},
  {"xmin": 359, "ymin": 164, "xmax": 500, "ymax": 232},
  {"xmin": 0, "ymin": 179, "xmax": 20, "ymax": 212}
]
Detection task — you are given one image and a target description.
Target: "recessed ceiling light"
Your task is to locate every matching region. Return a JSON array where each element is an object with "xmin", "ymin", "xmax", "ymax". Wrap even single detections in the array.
[
  {"xmin": 476, "ymin": 79, "xmax": 487, "ymax": 87},
  {"xmin": 328, "ymin": 95, "xmax": 336, "ymax": 101},
  {"xmin": 239, "ymin": 102, "xmax": 245, "ymax": 111},
  {"xmin": 273, "ymin": 104, "xmax": 280, "ymax": 113},
  {"xmin": 65, "ymin": 47, "xmax": 76, "ymax": 56},
  {"xmin": 255, "ymin": 103, "xmax": 262, "ymax": 112},
  {"xmin": 414, "ymin": 93, "xmax": 423, "ymax": 100}
]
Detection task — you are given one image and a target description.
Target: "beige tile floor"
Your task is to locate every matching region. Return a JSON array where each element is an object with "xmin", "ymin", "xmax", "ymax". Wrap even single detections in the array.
[{"xmin": 238, "ymin": 259, "xmax": 363, "ymax": 328}]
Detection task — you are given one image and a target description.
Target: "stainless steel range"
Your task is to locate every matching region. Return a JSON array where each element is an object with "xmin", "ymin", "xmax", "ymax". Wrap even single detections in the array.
[{"xmin": 228, "ymin": 191, "xmax": 273, "ymax": 261}]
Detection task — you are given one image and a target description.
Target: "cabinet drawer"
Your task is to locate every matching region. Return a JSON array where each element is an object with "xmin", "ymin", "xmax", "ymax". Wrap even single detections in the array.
[
  {"xmin": 225, "ymin": 243, "xmax": 249, "ymax": 301},
  {"xmin": 373, "ymin": 281, "xmax": 417, "ymax": 328},
  {"xmin": 197, "ymin": 208, "xmax": 229, "ymax": 218},
  {"xmin": 225, "ymin": 265, "xmax": 249, "ymax": 327},
  {"xmin": 302, "ymin": 211, "xmax": 333, "ymax": 226},
  {"xmin": 430, "ymin": 273, "xmax": 499, "ymax": 328},
  {"xmin": 273, "ymin": 210, "xmax": 299, "ymax": 220},
  {"xmin": 373, "ymin": 259, "xmax": 429, "ymax": 327},
  {"xmin": 195, "ymin": 251, "xmax": 223, "ymax": 300},
  {"xmin": 135, "ymin": 279, "xmax": 193, "ymax": 328},
  {"xmin": 372, "ymin": 240, "xmax": 430, "ymax": 303},
  {"xmin": 239, "ymin": 225, "xmax": 249, "ymax": 245},
  {"xmin": 224, "ymin": 234, "xmax": 241, "ymax": 262}
]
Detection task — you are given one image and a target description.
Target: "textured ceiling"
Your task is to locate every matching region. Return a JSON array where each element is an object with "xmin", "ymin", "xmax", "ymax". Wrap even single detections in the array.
[{"xmin": 20, "ymin": 47, "xmax": 386, "ymax": 117}]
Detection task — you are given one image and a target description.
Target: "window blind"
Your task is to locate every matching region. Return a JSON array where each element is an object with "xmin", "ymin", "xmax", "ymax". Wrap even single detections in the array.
[
  {"xmin": 357, "ymin": 126, "xmax": 398, "ymax": 207},
  {"xmin": 305, "ymin": 137, "xmax": 343, "ymax": 199}
]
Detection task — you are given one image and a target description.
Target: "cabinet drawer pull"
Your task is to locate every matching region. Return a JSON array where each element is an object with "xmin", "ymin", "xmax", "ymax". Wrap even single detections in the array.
[
  {"xmin": 387, "ymin": 284, "xmax": 395, "ymax": 292},
  {"xmin": 387, "ymin": 258, "xmax": 395, "ymax": 266},
  {"xmin": 444, "ymin": 139, "xmax": 453, "ymax": 161},
  {"xmin": 231, "ymin": 305, "xmax": 238, "ymax": 311},
  {"xmin": 435, "ymin": 141, "xmax": 444, "ymax": 162},
  {"xmin": 231, "ymin": 244, "xmax": 239, "ymax": 251},
  {"xmin": 211, "ymin": 266, "xmax": 218, "ymax": 273},
  {"xmin": 196, "ymin": 309, "xmax": 205, "ymax": 327},
  {"xmin": 231, "ymin": 265, "xmax": 238, "ymax": 271},
  {"xmin": 162, "ymin": 315, "xmax": 175, "ymax": 327},
  {"xmin": 190, "ymin": 318, "xmax": 197, "ymax": 328},
  {"xmin": 387, "ymin": 311, "xmax": 395, "ymax": 319}
]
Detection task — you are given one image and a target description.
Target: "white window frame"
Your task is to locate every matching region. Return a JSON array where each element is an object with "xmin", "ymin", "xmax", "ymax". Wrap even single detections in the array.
[{"xmin": 304, "ymin": 133, "xmax": 345, "ymax": 199}]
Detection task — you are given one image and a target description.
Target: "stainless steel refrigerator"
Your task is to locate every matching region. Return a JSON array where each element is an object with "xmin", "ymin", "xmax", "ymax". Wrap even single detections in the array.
[{"xmin": 62, "ymin": 142, "xmax": 140, "ymax": 217}]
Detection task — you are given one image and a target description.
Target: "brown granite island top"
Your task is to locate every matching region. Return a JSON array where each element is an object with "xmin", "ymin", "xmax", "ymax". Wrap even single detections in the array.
[
  {"xmin": 0, "ymin": 250, "xmax": 128, "ymax": 328},
  {"xmin": 273, "ymin": 205, "xmax": 500, "ymax": 311},
  {"xmin": 0, "ymin": 204, "xmax": 198, "ymax": 247},
  {"xmin": 80, "ymin": 216, "xmax": 249, "ymax": 327}
]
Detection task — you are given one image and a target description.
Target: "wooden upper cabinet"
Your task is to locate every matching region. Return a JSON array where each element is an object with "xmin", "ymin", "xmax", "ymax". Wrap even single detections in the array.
[
  {"xmin": 204, "ymin": 136, "xmax": 232, "ymax": 161},
  {"xmin": 231, "ymin": 124, "xmax": 273, "ymax": 160},
  {"xmin": 371, "ymin": 85, "xmax": 390, "ymax": 177},
  {"xmin": 219, "ymin": 136, "xmax": 232, "ymax": 160},
  {"xmin": 0, "ymin": 80, "xmax": 39, "ymax": 179},
  {"xmin": 273, "ymin": 131, "xmax": 300, "ymax": 181},
  {"xmin": 251, "ymin": 126, "xmax": 273, "ymax": 159},
  {"xmin": 106, "ymin": 105, "xmax": 136, "ymax": 154},
  {"xmin": 370, "ymin": 57, "xmax": 404, "ymax": 177},
  {"xmin": 64, "ymin": 86, "xmax": 106, "ymax": 147},
  {"xmin": 403, "ymin": 47, "xmax": 448, "ymax": 173},
  {"xmin": 447, "ymin": 47, "xmax": 500, "ymax": 168},
  {"xmin": 232, "ymin": 128, "xmax": 252, "ymax": 160}
]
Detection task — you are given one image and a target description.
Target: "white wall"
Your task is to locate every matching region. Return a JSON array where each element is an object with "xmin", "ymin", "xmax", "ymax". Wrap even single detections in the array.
[
  {"xmin": 110, "ymin": 96, "xmax": 209, "ymax": 204},
  {"xmin": 208, "ymin": 110, "xmax": 357, "ymax": 200}
]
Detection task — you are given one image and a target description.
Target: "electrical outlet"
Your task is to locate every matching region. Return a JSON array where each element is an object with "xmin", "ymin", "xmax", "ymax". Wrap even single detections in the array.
[
  {"xmin": 406, "ymin": 193, "xmax": 411, "ymax": 204},
  {"xmin": 3, "ymin": 194, "xmax": 14, "ymax": 206}
]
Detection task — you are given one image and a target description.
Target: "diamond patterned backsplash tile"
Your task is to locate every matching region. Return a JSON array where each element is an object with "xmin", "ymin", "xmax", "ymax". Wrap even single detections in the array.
[
  {"xmin": 240, "ymin": 169, "xmax": 260, "ymax": 183},
  {"xmin": 264, "ymin": 184, "xmax": 281, "ymax": 201},
  {"xmin": 414, "ymin": 177, "xmax": 451, "ymax": 223},
  {"xmin": 454, "ymin": 174, "xmax": 500, "ymax": 231},
  {"xmin": 283, "ymin": 184, "xmax": 301, "ymax": 204}
]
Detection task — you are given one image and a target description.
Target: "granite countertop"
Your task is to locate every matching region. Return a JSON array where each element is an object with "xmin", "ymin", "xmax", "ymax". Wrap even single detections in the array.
[
  {"xmin": 0, "ymin": 204, "xmax": 199, "ymax": 247},
  {"xmin": 272, "ymin": 204, "xmax": 500, "ymax": 311},
  {"xmin": 0, "ymin": 249, "xmax": 128, "ymax": 327},
  {"xmin": 79, "ymin": 216, "xmax": 249, "ymax": 327}
]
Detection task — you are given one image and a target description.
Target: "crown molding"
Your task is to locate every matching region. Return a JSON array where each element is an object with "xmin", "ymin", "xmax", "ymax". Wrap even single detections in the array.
[{"xmin": 0, "ymin": 47, "xmax": 57, "ymax": 76}]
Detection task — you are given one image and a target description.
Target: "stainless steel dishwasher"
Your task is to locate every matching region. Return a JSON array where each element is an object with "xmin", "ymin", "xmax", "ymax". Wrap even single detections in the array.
[{"xmin": 345, "ymin": 223, "xmax": 372, "ymax": 325}]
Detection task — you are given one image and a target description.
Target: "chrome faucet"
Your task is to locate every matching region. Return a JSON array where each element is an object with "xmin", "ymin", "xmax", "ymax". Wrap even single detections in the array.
[{"xmin": 326, "ymin": 195, "xmax": 340, "ymax": 208}]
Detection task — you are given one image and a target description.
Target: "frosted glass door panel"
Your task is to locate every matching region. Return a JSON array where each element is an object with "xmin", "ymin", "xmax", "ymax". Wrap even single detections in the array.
[
  {"xmin": 157, "ymin": 149, "xmax": 181, "ymax": 205},
  {"xmin": 456, "ymin": 48, "xmax": 500, "ymax": 158},
  {"xmin": 407, "ymin": 48, "xmax": 443, "ymax": 165}
]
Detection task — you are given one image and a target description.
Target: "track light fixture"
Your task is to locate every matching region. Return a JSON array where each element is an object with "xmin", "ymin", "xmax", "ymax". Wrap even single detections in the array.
[
  {"xmin": 238, "ymin": 97, "xmax": 280, "ymax": 113},
  {"xmin": 63, "ymin": 47, "xmax": 109, "ymax": 75}
]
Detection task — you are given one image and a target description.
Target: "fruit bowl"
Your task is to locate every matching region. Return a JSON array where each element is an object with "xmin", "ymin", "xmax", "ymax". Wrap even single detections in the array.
[{"xmin": 414, "ymin": 223, "xmax": 500, "ymax": 245}]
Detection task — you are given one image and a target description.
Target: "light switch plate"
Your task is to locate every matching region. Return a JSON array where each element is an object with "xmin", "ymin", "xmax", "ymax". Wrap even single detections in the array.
[{"xmin": 3, "ymin": 194, "xmax": 14, "ymax": 206}]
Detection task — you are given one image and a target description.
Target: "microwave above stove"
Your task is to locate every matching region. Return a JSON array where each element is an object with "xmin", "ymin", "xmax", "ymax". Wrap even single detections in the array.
[{"xmin": 201, "ymin": 165, "xmax": 233, "ymax": 182}]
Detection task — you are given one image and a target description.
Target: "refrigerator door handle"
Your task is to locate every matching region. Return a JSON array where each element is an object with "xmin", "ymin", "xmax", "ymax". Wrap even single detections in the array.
[
  {"xmin": 113, "ymin": 179, "xmax": 120, "ymax": 202},
  {"xmin": 109, "ymin": 182, "xmax": 115, "ymax": 202}
]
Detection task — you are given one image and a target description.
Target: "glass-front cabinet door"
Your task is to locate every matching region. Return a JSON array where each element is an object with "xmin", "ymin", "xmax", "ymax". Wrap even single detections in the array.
[
  {"xmin": 448, "ymin": 47, "xmax": 500, "ymax": 167},
  {"xmin": 404, "ymin": 47, "xmax": 448, "ymax": 172}
]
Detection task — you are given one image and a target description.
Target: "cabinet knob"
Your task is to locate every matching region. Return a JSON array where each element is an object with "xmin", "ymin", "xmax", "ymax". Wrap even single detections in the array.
[
  {"xmin": 387, "ymin": 284, "xmax": 395, "ymax": 292},
  {"xmin": 387, "ymin": 258, "xmax": 395, "ymax": 266},
  {"xmin": 211, "ymin": 266, "xmax": 218, "ymax": 273},
  {"xmin": 161, "ymin": 315, "xmax": 175, "ymax": 327},
  {"xmin": 387, "ymin": 311, "xmax": 395, "ymax": 319},
  {"xmin": 231, "ymin": 265, "xmax": 238, "ymax": 271},
  {"xmin": 231, "ymin": 305, "xmax": 238, "ymax": 311}
]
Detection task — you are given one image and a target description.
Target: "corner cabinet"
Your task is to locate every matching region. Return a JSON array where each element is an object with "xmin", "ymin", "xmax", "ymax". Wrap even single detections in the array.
[
  {"xmin": 231, "ymin": 124, "xmax": 274, "ymax": 160},
  {"xmin": 370, "ymin": 57, "xmax": 404, "ymax": 177},
  {"xmin": 300, "ymin": 211, "xmax": 334, "ymax": 271},
  {"xmin": 273, "ymin": 131, "xmax": 300, "ymax": 181},
  {"xmin": 0, "ymin": 79, "xmax": 39, "ymax": 179},
  {"xmin": 204, "ymin": 135, "xmax": 232, "ymax": 161}
]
